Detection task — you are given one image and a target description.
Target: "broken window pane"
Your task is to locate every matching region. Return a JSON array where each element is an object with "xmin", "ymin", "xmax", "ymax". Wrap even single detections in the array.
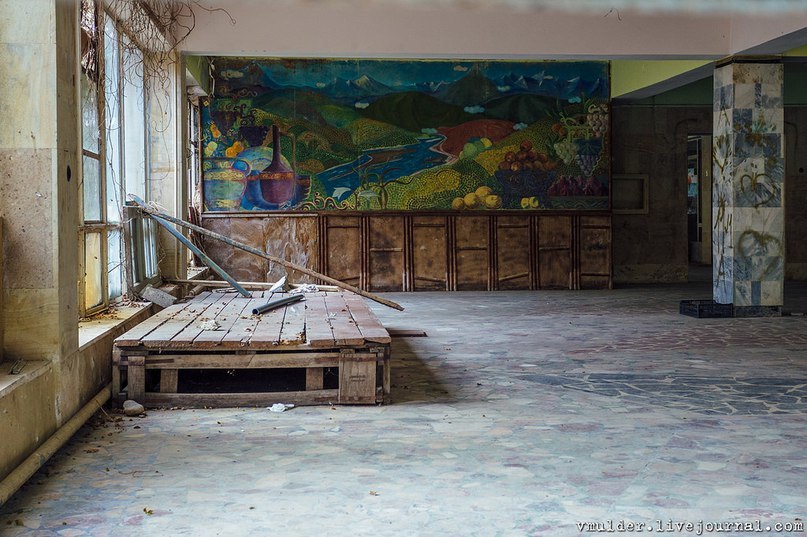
[
  {"xmin": 83, "ymin": 155, "xmax": 103, "ymax": 222},
  {"xmin": 81, "ymin": 71, "xmax": 100, "ymax": 154},
  {"xmin": 108, "ymin": 227, "xmax": 123, "ymax": 299}
]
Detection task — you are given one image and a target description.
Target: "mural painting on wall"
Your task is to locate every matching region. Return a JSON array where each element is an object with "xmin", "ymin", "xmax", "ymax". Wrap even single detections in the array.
[{"xmin": 201, "ymin": 58, "xmax": 609, "ymax": 212}]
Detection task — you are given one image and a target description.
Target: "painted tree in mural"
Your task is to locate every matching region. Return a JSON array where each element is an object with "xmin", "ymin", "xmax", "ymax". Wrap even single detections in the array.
[{"xmin": 201, "ymin": 59, "xmax": 610, "ymax": 212}]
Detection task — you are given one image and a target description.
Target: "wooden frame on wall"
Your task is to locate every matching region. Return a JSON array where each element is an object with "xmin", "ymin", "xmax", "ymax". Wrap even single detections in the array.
[{"xmin": 611, "ymin": 174, "xmax": 649, "ymax": 214}]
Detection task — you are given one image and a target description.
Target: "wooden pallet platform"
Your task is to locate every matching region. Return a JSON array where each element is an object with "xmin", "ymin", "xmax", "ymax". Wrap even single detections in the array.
[{"xmin": 113, "ymin": 290, "xmax": 391, "ymax": 407}]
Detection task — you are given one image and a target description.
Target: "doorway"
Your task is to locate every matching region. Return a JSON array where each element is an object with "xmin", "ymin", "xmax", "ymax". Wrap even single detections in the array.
[{"xmin": 687, "ymin": 134, "xmax": 712, "ymax": 282}]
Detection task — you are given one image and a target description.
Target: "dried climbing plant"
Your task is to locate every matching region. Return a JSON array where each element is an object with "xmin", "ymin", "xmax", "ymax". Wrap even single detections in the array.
[
  {"xmin": 78, "ymin": 0, "xmax": 234, "ymax": 305},
  {"xmin": 103, "ymin": 0, "xmax": 234, "ymax": 91}
]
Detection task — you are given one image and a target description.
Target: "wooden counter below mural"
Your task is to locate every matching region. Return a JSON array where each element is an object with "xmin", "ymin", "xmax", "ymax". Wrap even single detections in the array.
[{"xmin": 201, "ymin": 212, "xmax": 611, "ymax": 292}]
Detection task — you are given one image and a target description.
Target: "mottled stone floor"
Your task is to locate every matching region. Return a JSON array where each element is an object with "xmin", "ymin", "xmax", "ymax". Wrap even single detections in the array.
[{"xmin": 2, "ymin": 283, "xmax": 806, "ymax": 536}]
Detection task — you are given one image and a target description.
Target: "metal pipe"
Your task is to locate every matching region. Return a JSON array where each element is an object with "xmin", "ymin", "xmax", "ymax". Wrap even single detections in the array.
[
  {"xmin": 130, "ymin": 197, "xmax": 404, "ymax": 311},
  {"xmin": 0, "ymin": 383, "xmax": 111, "ymax": 506},
  {"xmin": 251, "ymin": 293, "xmax": 304, "ymax": 315},
  {"xmin": 148, "ymin": 211, "xmax": 251, "ymax": 298}
]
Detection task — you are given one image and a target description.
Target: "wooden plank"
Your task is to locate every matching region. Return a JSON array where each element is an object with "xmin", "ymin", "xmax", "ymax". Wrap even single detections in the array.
[
  {"xmin": 171, "ymin": 293, "xmax": 239, "ymax": 344},
  {"xmin": 112, "ymin": 348, "xmax": 123, "ymax": 398},
  {"xmin": 143, "ymin": 390, "xmax": 341, "ymax": 408},
  {"xmin": 339, "ymin": 356, "xmax": 377, "ymax": 404},
  {"xmin": 127, "ymin": 355, "xmax": 145, "ymax": 401},
  {"xmin": 140, "ymin": 292, "xmax": 224, "ymax": 346},
  {"xmin": 160, "ymin": 369, "xmax": 178, "ymax": 393},
  {"xmin": 248, "ymin": 292, "xmax": 288, "ymax": 346},
  {"xmin": 304, "ymin": 293, "xmax": 336, "ymax": 348},
  {"xmin": 220, "ymin": 292, "xmax": 272, "ymax": 347},
  {"xmin": 323, "ymin": 293, "xmax": 366, "ymax": 346},
  {"xmin": 382, "ymin": 351, "xmax": 391, "ymax": 399},
  {"xmin": 278, "ymin": 297, "xmax": 306, "ymax": 345},
  {"xmin": 192, "ymin": 293, "xmax": 255, "ymax": 347},
  {"xmin": 144, "ymin": 352, "xmax": 345, "ymax": 369},
  {"xmin": 341, "ymin": 292, "xmax": 392, "ymax": 344},
  {"xmin": 114, "ymin": 296, "xmax": 204, "ymax": 346},
  {"xmin": 306, "ymin": 368, "xmax": 324, "ymax": 390}
]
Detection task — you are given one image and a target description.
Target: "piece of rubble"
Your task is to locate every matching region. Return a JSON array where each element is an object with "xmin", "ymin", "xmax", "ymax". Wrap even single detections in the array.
[{"xmin": 123, "ymin": 399, "xmax": 145, "ymax": 416}]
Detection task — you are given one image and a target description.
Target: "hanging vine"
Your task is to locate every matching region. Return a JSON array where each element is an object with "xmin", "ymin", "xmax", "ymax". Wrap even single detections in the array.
[{"xmin": 79, "ymin": 0, "xmax": 235, "ymax": 306}]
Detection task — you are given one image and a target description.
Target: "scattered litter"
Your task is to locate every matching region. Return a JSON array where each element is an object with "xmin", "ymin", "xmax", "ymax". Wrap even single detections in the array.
[
  {"xmin": 268, "ymin": 403, "xmax": 295, "ymax": 413},
  {"xmin": 290, "ymin": 284, "xmax": 320, "ymax": 294},
  {"xmin": 199, "ymin": 319, "xmax": 221, "ymax": 330}
]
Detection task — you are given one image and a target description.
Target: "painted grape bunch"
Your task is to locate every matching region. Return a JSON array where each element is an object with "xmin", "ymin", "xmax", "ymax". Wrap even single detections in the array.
[
  {"xmin": 553, "ymin": 139, "xmax": 577, "ymax": 165},
  {"xmin": 575, "ymin": 153, "xmax": 599, "ymax": 177},
  {"xmin": 587, "ymin": 104, "xmax": 608, "ymax": 138}
]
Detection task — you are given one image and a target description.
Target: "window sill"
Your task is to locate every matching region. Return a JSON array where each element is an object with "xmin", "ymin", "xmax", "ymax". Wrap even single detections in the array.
[
  {"xmin": 78, "ymin": 303, "xmax": 153, "ymax": 351},
  {"xmin": 0, "ymin": 305, "xmax": 153, "ymax": 400},
  {"xmin": 0, "ymin": 360, "xmax": 50, "ymax": 399}
]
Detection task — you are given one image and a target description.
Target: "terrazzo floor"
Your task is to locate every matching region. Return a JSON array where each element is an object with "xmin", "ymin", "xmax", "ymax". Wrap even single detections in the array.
[{"xmin": 2, "ymin": 283, "xmax": 806, "ymax": 536}]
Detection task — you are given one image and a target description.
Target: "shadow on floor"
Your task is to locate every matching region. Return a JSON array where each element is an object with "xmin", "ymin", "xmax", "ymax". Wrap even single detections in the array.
[{"xmin": 388, "ymin": 338, "xmax": 454, "ymax": 404}]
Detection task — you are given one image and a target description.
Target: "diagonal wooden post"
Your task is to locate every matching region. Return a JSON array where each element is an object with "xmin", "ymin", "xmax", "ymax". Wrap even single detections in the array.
[{"xmin": 129, "ymin": 196, "xmax": 404, "ymax": 311}]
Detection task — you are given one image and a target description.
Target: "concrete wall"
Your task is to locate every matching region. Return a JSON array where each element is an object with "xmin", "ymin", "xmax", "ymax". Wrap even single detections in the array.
[
  {"xmin": 612, "ymin": 104, "xmax": 807, "ymax": 284},
  {"xmin": 0, "ymin": 308, "xmax": 150, "ymax": 482},
  {"xmin": 0, "ymin": 0, "xmax": 154, "ymax": 486},
  {"xmin": 178, "ymin": 2, "xmax": 806, "ymax": 60},
  {"xmin": 611, "ymin": 105, "xmax": 711, "ymax": 284},
  {"xmin": 0, "ymin": 0, "xmax": 81, "ymax": 483},
  {"xmin": 785, "ymin": 107, "xmax": 807, "ymax": 280}
]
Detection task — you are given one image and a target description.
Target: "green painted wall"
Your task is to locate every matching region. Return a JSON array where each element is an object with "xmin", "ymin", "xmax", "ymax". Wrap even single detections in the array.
[
  {"xmin": 613, "ymin": 63, "xmax": 807, "ymax": 106},
  {"xmin": 611, "ymin": 60, "xmax": 712, "ymax": 98},
  {"xmin": 185, "ymin": 55, "xmax": 211, "ymax": 95}
]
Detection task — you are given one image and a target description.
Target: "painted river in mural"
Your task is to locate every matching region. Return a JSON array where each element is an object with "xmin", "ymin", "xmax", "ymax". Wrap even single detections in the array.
[
  {"xmin": 316, "ymin": 135, "xmax": 450, "ymax": 200},
  {"xmin": 202, "ymin": 58, "xmax": 611, "ymax": 212}
]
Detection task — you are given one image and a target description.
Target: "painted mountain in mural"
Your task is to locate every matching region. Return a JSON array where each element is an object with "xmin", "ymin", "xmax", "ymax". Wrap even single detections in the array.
[
  {"xmin": 439, "ymin": 71, "xmax": 500, "ymax": 107},
  {"xmin": 495, "ymin": 71, "xmax": 607, "ymax": 100},
  {"xmin": 201, "ymin": 58, "xmax": 611, "ymax": 212},
  {"xmin": 325, "ymin": 74, "xmax": 395, "ymax": 99},
  {"xmin": 361, "ymin": 92, "xmax": 477, "ymax": 133},
  {"xmin": 483, "ymin": 94, "xmax": 556, "ymax": 124}
]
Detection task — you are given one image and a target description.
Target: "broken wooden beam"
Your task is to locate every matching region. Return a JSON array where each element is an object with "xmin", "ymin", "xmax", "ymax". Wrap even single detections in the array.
[
  {"xmin": 165, "ymin": 278, "xmax": 340, "ymax": 292},
  {"xmin": 131, "ymin": 197, "xmax": 404, "ymax": 311}
]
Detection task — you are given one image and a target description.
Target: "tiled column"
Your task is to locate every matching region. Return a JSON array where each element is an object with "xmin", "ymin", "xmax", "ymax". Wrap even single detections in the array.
[{"xmin": 712, "ymin": 60, "xmax": 784, "ymax": 316}]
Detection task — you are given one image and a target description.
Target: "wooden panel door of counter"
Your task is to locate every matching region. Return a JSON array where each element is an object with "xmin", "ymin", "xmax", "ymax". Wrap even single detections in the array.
[
  {"xmin": 495, "ymin": 215, "xmax": 532, "ymax": 290},
  {"xmin": 320, "ymin": 216, "xmax": 362, "ymax": 288},
  {"xmin": 453, "ymin": 215, "xmax": 490, "ymax": 290},
  {"xmin": 579, "ymin": 215, "xmax": 612, "ymax": 289},
  {"xmin": 368, "ymin": 215, "xmax": 405, "ymax": 292},
  {"xmin": 318, "ymin": 213, "xmax": 610, "ymax": 292},
  {"xmin": 538, "ymin": 215, "xmax": 572, "ymax": 289},
  {"xmin": 412, "ymin": 216, "xmax": 448, "ymax": 291}
]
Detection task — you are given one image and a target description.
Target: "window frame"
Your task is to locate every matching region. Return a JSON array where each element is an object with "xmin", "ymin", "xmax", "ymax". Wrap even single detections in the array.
[{"xmin": 78, "ymin": 4, "xmax": 161, "ymax": 318}]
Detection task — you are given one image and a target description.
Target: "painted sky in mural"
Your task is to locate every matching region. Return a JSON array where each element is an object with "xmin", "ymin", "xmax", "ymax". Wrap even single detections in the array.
[{"xmin": 201, "ymin": 58, "xmax": 610, "ymax": 211}]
